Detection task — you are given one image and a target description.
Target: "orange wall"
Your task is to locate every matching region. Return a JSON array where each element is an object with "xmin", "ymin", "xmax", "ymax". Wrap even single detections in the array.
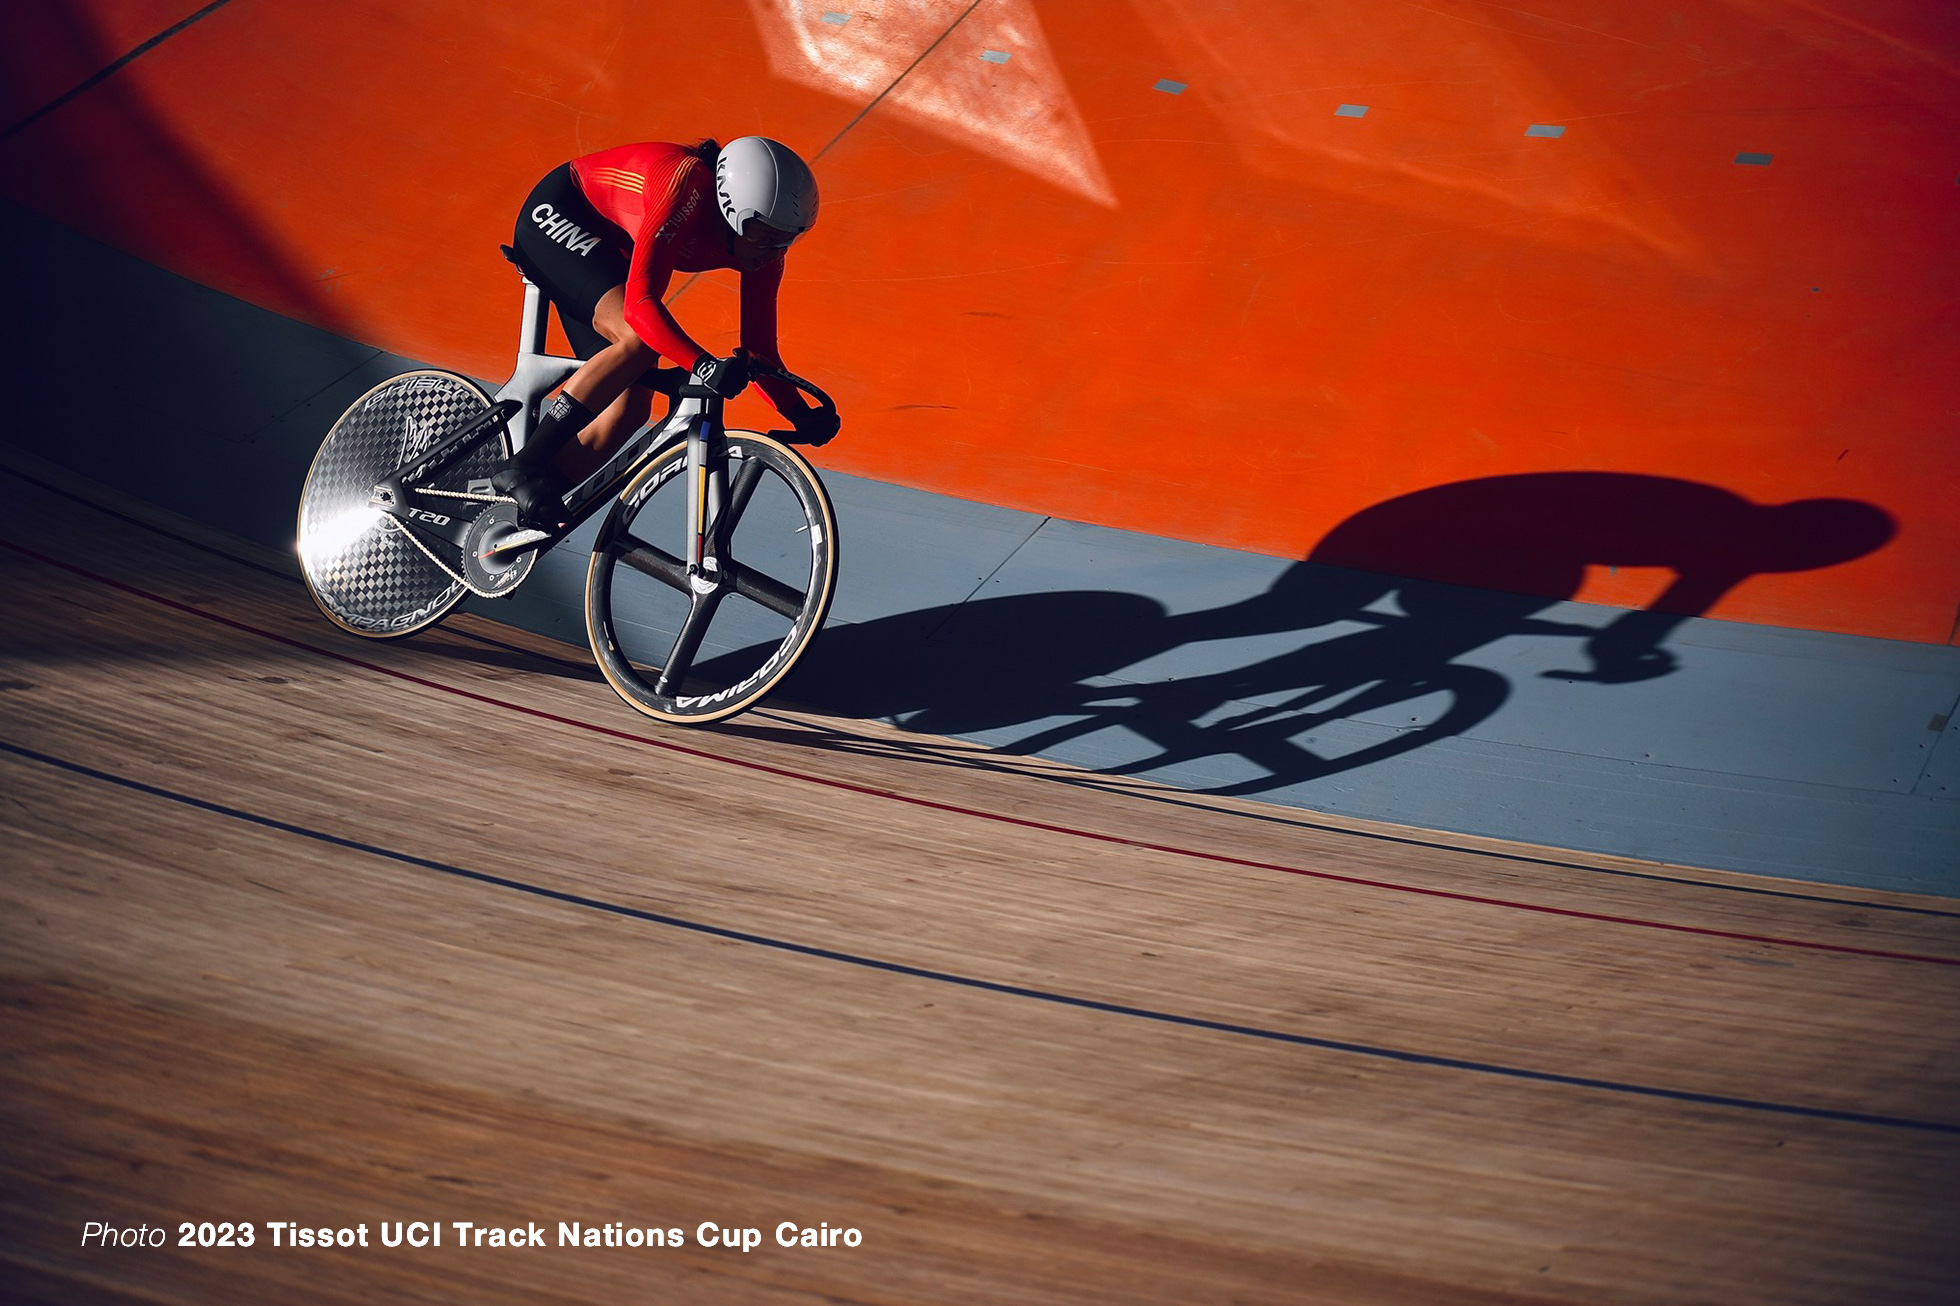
[{"xmin": 4, "ymin": 0, "xmax": 1956, "ymax": 642}]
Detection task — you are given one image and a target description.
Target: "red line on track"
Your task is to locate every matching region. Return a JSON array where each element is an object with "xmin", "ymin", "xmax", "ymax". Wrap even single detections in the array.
[{"xmin": 7, "ymin": 536, "xmax": 1957, "ymax": 968}]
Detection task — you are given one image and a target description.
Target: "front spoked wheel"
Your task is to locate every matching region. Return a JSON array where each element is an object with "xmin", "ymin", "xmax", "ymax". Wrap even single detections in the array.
[{"xmin": 585, "ymin": 432, "xmax": 838, "ymax": 724}]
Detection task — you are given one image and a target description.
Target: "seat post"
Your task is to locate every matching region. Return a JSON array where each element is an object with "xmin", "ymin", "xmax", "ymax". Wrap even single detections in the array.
[
  {"xmin": 518, "ymin": 278, "xmax": 549, "ymax": 358},
  {"xmin": 494, "ymin": 248, "xmax": 580, "ymax": 455}
]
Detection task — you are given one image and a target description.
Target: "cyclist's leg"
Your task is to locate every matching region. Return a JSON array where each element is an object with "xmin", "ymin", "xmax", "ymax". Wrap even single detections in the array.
[
  {"xmin": 554, "ymin": 285, "xmax": 657, "ymax": 482},
  {"xmin": 500, "ymin": 312, "xmax": 658, "ymax": 516},
  {"xmin": 560, "ymin": 379, "xmax": 656, "ymax": 485},
  {"xmin": 499, "ymin": 165, "xmax": 636, "ymax": 522}
]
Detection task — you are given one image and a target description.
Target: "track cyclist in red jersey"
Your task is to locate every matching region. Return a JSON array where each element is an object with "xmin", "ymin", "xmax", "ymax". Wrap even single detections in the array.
[{"xmin": 493, "ymin": 136, "xmax": 838, "ymax": 529}]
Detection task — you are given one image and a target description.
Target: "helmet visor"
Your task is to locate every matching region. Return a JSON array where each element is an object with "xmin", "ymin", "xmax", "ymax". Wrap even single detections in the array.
[{"xmin": 741, "ymin": 216, "xmax": 801, "ymax": 253}]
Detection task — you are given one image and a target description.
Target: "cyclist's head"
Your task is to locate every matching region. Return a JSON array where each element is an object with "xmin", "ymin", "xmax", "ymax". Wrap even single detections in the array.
[{"xmin": 715, "ymin": 136, "xmax": 818, "ymax": 252}]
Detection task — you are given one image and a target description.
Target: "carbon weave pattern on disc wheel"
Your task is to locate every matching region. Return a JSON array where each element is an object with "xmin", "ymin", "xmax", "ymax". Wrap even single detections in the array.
[{"xmin": 298, "ymin": 372, "xmax": 502, "ymax": 636}]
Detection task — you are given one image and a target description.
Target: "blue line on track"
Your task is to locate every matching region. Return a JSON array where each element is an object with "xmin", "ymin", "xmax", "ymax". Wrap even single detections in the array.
[
  {"xmin": 7, "ymin": 464, "xmax": 1956, "ymax": 921},
  {"xmin": 5, "ymin": 738, "xmax": 1957, "ymax": 1137}
]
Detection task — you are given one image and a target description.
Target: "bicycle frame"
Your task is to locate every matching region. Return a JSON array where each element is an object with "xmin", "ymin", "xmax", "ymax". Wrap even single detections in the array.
[
  {"xmin": 490, "ymin": 273, "xmax": 709, "ymax": 537},
  {"xmin": 492, "ymin": 277, "xmax": 579, "ymax": 452},
  {"xmin": 304, "ymin": 254, "xmax": 839, "ymax": 713},
  {"xmin": 372, "ymin": 269, "xmax": 744, "ymax": 573}
]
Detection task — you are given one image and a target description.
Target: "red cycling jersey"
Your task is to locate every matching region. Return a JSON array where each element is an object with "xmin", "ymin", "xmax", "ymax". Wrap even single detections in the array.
[{"xmin": 571, "ymin": 141, "xmax": 800, "ymax": 414}]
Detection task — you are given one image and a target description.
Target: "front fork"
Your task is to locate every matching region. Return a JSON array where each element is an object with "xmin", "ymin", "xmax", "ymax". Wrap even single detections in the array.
[
  {"xmin": 658, "ymin": 398, "xmax": 771, "ymax": 697},
  {"xmin": 658, "ymin": 406, "xmax": 730, "ymax": 697},
  {"xmin": 684, "ymin": 411, "xmax": 725, "ymax": 587}
]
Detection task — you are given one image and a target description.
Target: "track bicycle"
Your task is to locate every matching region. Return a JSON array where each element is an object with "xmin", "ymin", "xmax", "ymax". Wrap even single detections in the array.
[{"xmin": 296, "ymin": 253, "xmax": 840, "ymax": 724}]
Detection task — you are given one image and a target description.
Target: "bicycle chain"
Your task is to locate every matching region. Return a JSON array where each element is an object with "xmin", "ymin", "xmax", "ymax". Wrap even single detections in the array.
[{"xmin": 383, "ymin": 513, "xmax": 509, "ymax": 600}]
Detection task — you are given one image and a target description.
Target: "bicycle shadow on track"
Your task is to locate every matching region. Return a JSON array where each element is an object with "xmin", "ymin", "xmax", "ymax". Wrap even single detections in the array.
[{"xmin": 781, "ymin": 473, "xmax": 1896, "ymax": 795}]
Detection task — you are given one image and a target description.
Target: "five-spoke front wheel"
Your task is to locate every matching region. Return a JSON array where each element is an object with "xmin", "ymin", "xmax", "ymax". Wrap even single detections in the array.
[{"xmin": 584, "ymin": 432, "xmax": 838, "ymax": 724}]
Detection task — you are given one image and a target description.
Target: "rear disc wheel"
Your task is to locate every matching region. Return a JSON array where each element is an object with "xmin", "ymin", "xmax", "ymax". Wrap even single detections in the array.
[{"xmin": 297, "ymin": 370, "xmax": 504, "ymax": 638}]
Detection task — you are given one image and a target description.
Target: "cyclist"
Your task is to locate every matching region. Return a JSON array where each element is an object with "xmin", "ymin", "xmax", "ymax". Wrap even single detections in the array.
[{"xmin": 493, "ymin": 136, "xmax": 838, "ymax": 528}]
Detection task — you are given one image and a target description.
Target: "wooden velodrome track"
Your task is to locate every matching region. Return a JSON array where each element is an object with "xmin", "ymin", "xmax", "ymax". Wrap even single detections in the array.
[{"xmin": 2, "ymin": 455, "xmax": 1957, "ymax": 1305}]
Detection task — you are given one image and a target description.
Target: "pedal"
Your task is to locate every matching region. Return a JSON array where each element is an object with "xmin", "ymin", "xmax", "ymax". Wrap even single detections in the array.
[{"xmin": 460, "ymin": 502, "xmax": 539, "ymax": 597}]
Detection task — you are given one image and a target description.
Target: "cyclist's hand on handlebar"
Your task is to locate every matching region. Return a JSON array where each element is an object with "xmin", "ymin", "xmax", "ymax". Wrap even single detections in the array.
[
  {"xmin": 788, "ymin": 405, "xmax": 840, "ymax": 447},
  {"xmin": 691, "ymin": 354, "xmax": 750, "ymax": 398}
]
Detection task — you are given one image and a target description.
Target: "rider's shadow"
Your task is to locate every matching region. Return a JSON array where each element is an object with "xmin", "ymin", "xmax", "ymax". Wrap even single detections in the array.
[{"xmin": 790, "ymin": 473, "xmax": 1894, "ymax": 794}]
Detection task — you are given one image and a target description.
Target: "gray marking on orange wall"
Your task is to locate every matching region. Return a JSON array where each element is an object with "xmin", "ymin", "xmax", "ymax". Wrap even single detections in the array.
[{"xmin": 0, "ymin": 0, "xmax": 237, "ymax": 146}]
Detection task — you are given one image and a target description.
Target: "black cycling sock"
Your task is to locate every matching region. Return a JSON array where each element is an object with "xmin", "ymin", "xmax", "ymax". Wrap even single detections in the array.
[
  {"xmin": 493, "ymin": 391, "xmax": 596, "ymax": 529},
  {"xmin": 510, "ymin": 390, "xmax": 596, "ymax": 473}
]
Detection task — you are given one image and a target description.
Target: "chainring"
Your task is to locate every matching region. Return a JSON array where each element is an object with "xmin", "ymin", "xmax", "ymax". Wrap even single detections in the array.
[{"xmin": 460, "ymin": 501, "xmax": 539, "ymax": 597}]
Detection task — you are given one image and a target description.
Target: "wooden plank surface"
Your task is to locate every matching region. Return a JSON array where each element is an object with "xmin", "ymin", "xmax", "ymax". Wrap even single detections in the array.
[{"xmin": 1, "ymin": 459, "xmax": 1956, "ymax": 1305}]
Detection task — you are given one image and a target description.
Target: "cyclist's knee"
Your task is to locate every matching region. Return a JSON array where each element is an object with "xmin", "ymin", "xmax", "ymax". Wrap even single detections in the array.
[
  {"xmin": 590, "ymin": 320, "xmax": 639, "ymax": 352},
  {"xmin": 589, "ymin": 295, "xmax": 639, "ymax": 351}
]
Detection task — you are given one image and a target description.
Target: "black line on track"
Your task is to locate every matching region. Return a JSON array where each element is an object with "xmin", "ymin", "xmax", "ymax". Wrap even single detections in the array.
[
  {"xmin": 4, "ymin": 738, "xmax": 1956, "ymax": 1137},
  {"xmin": 0, "ymin": 0, "xmax": 237, "ymax": 146},
  {"xmin": 0, "ymin": 461, "xmax": 593, "ymax": 675},
  {"xmin": 5, "ymin": 458, "xmax": 1956, "ymax": 921},
  {"xmin": 0, "ymin": 464, "xmax": 296, "ymax": 583}
]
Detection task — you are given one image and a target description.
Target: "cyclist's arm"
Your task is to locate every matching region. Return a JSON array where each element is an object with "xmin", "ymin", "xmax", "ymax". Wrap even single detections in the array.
[
  {"xmin": 739, "ymin": 257, "xmax": 807, "ymax": 415},
  {"xmin": 621, "ymin": 231, "xmax": 713, "ymax": 373}
]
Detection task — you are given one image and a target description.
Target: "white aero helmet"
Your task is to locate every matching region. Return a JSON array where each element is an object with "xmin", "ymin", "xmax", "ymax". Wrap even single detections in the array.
[{"xmin": 714, "ymin": 136, "xmax": 819, "ymax": 245}]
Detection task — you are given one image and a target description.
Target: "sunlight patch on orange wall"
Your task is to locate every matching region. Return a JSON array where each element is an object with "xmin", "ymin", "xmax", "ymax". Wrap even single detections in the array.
[{"xmin": 747, "ymin": 0, "xmax": 1113, "ymax": 206}]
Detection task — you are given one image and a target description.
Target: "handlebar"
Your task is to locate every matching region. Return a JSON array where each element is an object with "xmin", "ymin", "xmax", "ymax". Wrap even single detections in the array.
[
  {"xmin": 756, "ymin": 359, "xmax": 839, "ymax": 418},
  {"xmin": 657, "ymin": 350, "xmax": 837, "ymax": 420}
]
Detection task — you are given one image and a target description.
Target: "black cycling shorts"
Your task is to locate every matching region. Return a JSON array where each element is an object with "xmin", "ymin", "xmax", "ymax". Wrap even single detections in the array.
[{"xmin": 510, "ymin": 162, "xmax": 631, "ymax": 359}]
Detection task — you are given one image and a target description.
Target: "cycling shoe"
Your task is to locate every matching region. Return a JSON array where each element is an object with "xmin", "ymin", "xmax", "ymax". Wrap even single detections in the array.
[{"xmin": 491, "ymin": 462, "xmax": 570, "ymax": 532}]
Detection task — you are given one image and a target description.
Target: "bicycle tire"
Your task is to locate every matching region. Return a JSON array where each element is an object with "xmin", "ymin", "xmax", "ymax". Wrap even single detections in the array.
[
  {"xmin": 297, "ymin": 370, "xmax": 504, "ymax": 639},
  {"xmin": 585, "ymin": 432, "xmax": 839, "ymax": 724}
]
